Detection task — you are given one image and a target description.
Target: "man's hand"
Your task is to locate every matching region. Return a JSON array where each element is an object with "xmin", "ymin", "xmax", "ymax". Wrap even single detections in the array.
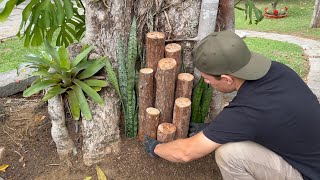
[
  {"xmin": 189, "ymin": 122, "xmax": 209, "ymax": 137},
  {"xmin": 142, "ymin": 136, "xmax": 161, "ymax": 157}
]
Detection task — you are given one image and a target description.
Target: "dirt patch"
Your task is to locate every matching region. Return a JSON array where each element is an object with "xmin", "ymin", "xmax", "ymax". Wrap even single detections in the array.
[{"xmin": 0, "ymin": 94, "xmax": 222, "ymax": 180}]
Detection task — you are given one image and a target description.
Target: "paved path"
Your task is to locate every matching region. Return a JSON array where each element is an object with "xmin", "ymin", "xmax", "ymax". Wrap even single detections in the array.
[{"xmin": 237, "ymin": 30, "xmax": 320, "ymax": 100}]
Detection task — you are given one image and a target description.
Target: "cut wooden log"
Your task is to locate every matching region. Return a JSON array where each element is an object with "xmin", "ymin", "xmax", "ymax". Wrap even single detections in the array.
[
  {"xmin": 172, "ymin": 97, "xmax": 192, "ymax": 139},
  {"xmin": 175, "ymin": 73, "xmax": 194, "ymax": 100},
  {"xmin": 144, "ymin": 107, "xmax": 160, "ymax": 140},
  {"xmin": 138, "ymin": 68, "xmax": 155, "ymax": 141},
  {"xmin": 155, "ymin": 58, "xmax": 177, "ymax": 123},
  {"xmin": 157, "ymin": 123, "xmax": 176, "ymax": 143},
  {"xmin": 146, "ymin": 32, "xmax": 165, "ymax": 72},
  {"xmin": 165, "ymin": 43, "xmax": 182, "ymax": 78}
]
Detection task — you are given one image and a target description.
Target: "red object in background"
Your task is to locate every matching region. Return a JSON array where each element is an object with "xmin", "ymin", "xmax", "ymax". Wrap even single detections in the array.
[
  {"xmin": 284, "ymin": 6, "xmax": 288, "ymax": 11},
  {"xmin": 273, "ymin": 9, "xmax": 279, "ymax": 15}
]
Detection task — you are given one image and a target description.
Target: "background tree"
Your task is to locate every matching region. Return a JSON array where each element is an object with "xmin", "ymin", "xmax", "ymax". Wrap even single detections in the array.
[{"xmin": 311, "ymin": 0, "xmax": 320, "ymax": 28}]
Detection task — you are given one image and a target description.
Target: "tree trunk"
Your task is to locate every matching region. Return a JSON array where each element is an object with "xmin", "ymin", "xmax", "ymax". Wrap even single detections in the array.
[
  {"xmin": 82, "ymin": 0, "xmax": 134, "ymax": 166},
  {"xmin": 311, "ymin": 0, "xmax": 320, "ymax": 28},
  {"xmin": 48, "ymin": 95, "xmax": 76, "ymax": 160},
  {"xmin": 216, "ymin": 0, "xmax": 235, "ymax": 31},
  {"xmin": 272, "ymin": 0, "xmax": 279, "ymax": 10}
]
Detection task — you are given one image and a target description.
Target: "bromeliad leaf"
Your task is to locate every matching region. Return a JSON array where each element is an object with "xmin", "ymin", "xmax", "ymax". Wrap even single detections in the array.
[
  {"xmin": 23, "ymin": 79, "xmax": 60, "ymax": 97},
  {"xmin": 83, "ymin": 79, "xmax": 108, "ymax": 87},
  {"xmin": 78, "ymin": 58, "xmax": 105, "ymax": 80},
  {"xmin": 44, "ymin": 40, "xmax": 60, "ymax": 65},
  {"xmin": 42, "ymin": 86, "xmax": 67, "ymax": 101},
  {"xmin": 74, "ymin": 79, "xmax": 104, "ymax": 105},
  {"xmin": 58, "ymin": 46, "xmax": 71, "ymax": 70},
  {"xmin": 67, "ymin": 90, "xmax": 80, "ymax": 120},
  {"xmin": 71, "ymin": 45, "xmax": 94, "ymax": 67},
  {"xmin": 72, "ymin": 85, "xmax": 92, "ymax": 120}
]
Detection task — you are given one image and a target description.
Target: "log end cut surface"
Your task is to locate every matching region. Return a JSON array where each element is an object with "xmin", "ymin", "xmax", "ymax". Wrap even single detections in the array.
[
  {"xmin": 178, "ymin": 73, "xmax": 194, "ymax": 82},
  {"xmin": 146, "ymin": 107, "xmax": 160, "ymax": 115},
  {"xmin": 140, "ymin": 68, "xmax": 154, "ymax": 74},
  {"xmin": 165, "ymin": 43, "xmax": 182, "ymax": 52},
  {"xmin": 158, "ymin": 58, "xmax": 177, "ymax": 70},
  {"xmin": 146, "ymin": 32, "xmax": 165, "ymax": 39},
  {"xmin": 175, "ymin": 98, "xmax": 191, "ymax": 108},
  {"xmin": 158, "ymin": 123, "xmax": 176, "ymax": 134}
]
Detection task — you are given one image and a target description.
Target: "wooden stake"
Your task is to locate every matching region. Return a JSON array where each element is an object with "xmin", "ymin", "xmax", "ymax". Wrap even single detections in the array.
[
  {"xmin": 144, "ymin": 107, "xmax": 160, "ymax": 140},
  {"xmin": 157, "ymin": 123, "xmax": 176, "ymax": 143},
  {"xmin": 146, "ymin": 32, "xmax": 165, "ymax": 72},
  {"xmin": 165, "ymin": 43, "xmax": 182, "ymax": 78},
  {"xmin": 155, "ymin": 58, "xmax": 177, "ymax": 123},
  {"xmin": 138, "ymin": 68, "xmax": 154, "ymax": 141},
  {"xmin": 175, "ymin": 73, "xmax": 194, "ymax": 100},
  {"xmin": 172, "ymin": 98, "xmax": 192, "ymax": 139}
]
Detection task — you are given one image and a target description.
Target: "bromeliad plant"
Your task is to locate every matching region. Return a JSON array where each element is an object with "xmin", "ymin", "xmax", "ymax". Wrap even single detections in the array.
[
  {"xmin": 23, "ymin": 41, "xmax": 108, "ymax": 120},
  {"xmin": 191, "ymin": 77, "xmax": 213, "ymax": 123},
  {"xmin": 105, "ymin": 17, "xmax": 139, "ymax": 138}
]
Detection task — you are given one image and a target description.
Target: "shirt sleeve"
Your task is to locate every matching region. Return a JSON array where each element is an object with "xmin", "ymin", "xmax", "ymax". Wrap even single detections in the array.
[{"xmin": 203, "ymin": 105, "xmax": 256, "ymax": 144}]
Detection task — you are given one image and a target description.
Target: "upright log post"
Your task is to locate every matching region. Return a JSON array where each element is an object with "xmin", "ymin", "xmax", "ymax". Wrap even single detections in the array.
[
  {"xmin": 138, "ymin": 68, "xmax": 154, "ymax": 141},
  {"xmin": 144, "ymin": 107, "xmax": 160, "ymax": 139},
  {"xmin": 157, "ymin": 123, "xmax": 176, "ymax": 143},
  {"xmin": 165, "ymin": 43, "xmax": 182, "ymax": 78},
  {"xmin": 172, "ymin": 98, "xmax": 192, "ymax": 139},
  {"xmin": 175, "ymin": 73, "xmax": 194, "ymax": 100},
  {"xmin": 155, "ymin": 58, "xmax": 177, "ymax": 123},
  {"xmin": 146, "ymin": 32, "xmax": 165, "ymax": 72}
]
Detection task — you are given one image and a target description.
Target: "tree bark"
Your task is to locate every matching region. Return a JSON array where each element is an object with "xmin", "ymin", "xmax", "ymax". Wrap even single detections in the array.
[
  {"xmin": 175, "ymin": 73, "xmax": 194, "ymax": 100},
  {"xmin": 48, "ymin": 95, "xmax": 76, "ymax": 160},
  {"xmin": 138, "ymin": 68, "xmax": 155, "ymax": 141},
  {"xmin": 146, "ymin": 32, "xmax": 165, "ymax": 71},
  {"xmin": 216, "ymin": 0, "xmax": 235, "ymax": 31},
  {"xmin": 157, "ymin": 123, "xmax": 176, "ymax": 143},
  {"xmin": 310, "ymin": 0, "xmax": 320, "ymax": 28},
  {"xmin": 155, "ymin": 58, "xmax": 177, "ymax": 123},
  {"xmin": 172, "ymin": 97, "xmax": 191, "ymax": 139},
  {"xmin": 144, "ymin": 107, "xmax": 160, "ymax": 139},
  {"xmin": 82, "ymin": 88, "xmax": 121, "ymax": 166},
  {"xmin": 165, "ymin": 43, "xmax": 182, "ymax": 78}
]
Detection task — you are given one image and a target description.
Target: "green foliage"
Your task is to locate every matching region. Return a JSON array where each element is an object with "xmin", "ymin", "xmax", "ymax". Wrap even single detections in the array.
[
  {"xmin": 0, "ymin": 0, "xmax": 85, "ymax": 47},
  {"xmin": 235, "ymin": 0, "xmax": 264, "ymax": 25},
  {"xmin": 23, "ymin": 42, "xmax": 107, "ymax": 120},
  {"xmin": 191, "ymin": 77, "xmax": 213, "ymax": 123},
  {"xmin": 106, "ymin": 17, "xmax": 139, "ymax": 138}
]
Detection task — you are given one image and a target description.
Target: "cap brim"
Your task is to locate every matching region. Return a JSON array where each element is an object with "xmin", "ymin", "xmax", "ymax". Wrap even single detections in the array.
[{"xmin": 230, "ymin": 52, "xmax": 271, "ymax": 80}]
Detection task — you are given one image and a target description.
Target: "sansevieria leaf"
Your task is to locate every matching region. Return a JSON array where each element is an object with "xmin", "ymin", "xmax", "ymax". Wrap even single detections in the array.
[
  {"xmin": 72, "ymin": 85, "xmax": 92, "ymax": 120},
  {"xmin": 42, "ymin": 85, "xmax": 67, "ymax": 101},
  {"xmin": 67, "ymin": 89, "xmax": 80, "ymax": 120},
  {"xmin": 105, "ymin": 58, "xmax": 121, "ymax": 98},
  {"xmin": 74, "ymin": 79, "xmax": 104, "ymax": 105},
  {"xmin": 23, "ymin": 79, "xmax": 60, "ymax": 97}
]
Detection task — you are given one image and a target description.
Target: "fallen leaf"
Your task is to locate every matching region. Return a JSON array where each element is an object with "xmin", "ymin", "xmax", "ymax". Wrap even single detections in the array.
[
  {"xmin": 0, "ymin": 164, "xmax": 9, "ymax": 172},
  {"xmin": 83, "ymin": 177, "xmax": 92, "ymax": 180},
  {"xmin": 34, "ymin": 115, "xmax": 46, "ymax": 122},
  {"xmin": 96, "ymin": 165, "xmax": 107, "ymax": 180}
]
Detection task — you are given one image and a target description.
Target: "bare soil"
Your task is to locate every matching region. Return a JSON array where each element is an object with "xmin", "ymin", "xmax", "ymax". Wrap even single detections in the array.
[{"xmin": 0, "ymin": 94, "xmax": 222, "ymax": 180}]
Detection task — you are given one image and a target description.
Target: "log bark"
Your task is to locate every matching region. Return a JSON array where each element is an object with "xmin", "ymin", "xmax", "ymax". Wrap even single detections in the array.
[
  {"xmin": 138, "ymin": 68, "xmax": 155, "ymax": 141},
  {"xmin": 165, "ymin": 43, "xmax": 182, "ymax": 78},
  {"xmin": 155, "ymin": 58, "xmax": 177, "ymax": 123},
  {"xmin": 172, "ymin": 97, "xmax": 192, "ymax": 139},
  {"xmin": 146, "ymin": 32, "xmax": 165, "ymax": 71},
  {"xmin": 175, "ymin": 73, "xmax": 194, "ymax": 100},
  {"xmin": 157, "ymin": 123, "xmax": 176, "ymax": 143},
  {"xmin": 82, "ymin": 88, "xmax": 121, "ymax": 166},
  {"xmin": 48, "ymin": 95, "xmax": 76, "ymax": 160},
  {"xmin": 144, "ymin": 107, "xmax": 160, "ymax": 139}
]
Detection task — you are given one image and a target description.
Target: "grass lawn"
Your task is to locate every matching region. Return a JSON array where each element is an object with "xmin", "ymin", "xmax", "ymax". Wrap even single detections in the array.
[
  {"xmin": 244, "ymin": 38, "xmax": 308, "ymax": 78},
  {"xmin": 0, "ymin": 38, "xmax": 38, "ymax": 73},
  {"xmin": 235, "ymin": 0, "xmax": 320, "ymax": 40}
]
